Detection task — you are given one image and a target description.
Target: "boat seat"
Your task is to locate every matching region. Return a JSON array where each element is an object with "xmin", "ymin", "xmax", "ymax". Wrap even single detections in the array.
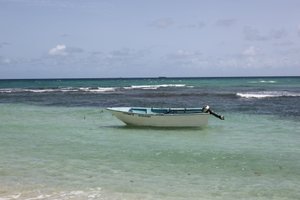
[
  {"xmin": 130, "ymin": 108, "xmax": 147, "ymax": 114},
  {"xmin": 151, "ymin": 108, "xmax": 170, "ymax": 114}
]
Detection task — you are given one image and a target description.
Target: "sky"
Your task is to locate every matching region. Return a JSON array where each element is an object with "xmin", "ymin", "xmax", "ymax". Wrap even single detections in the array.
[{"xmin": 0, "ymin": 0, "xmax": 300, "ymax": 78}]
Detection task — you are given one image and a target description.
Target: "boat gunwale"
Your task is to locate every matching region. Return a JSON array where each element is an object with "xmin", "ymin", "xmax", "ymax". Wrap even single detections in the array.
[{"xmin": 106, "ymin": 107, "xmax": 210, "ymax": 117}]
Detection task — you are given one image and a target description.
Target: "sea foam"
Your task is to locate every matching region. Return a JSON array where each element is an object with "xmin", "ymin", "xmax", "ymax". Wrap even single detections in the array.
[
  {"xmin": 236, "ymin": 91, "xmax": 300, "ymax": 98},
  {"xmin": 1, "ymin": 188, "xmax": 103, "ymax": 200},
  {"xmin": 0, "ymin": 87, "xmax": 117, "ymax": 93},
  {"xmin": 249, "ymin": 80, "xmax": 277, "ymax": 84},
  {"xmin": 124, "ymin": 84, "xmax": 188, "ymax": 90},
  {"xmin": 79, "ymin": 87, "xmax": 116, "ymax": 93}
]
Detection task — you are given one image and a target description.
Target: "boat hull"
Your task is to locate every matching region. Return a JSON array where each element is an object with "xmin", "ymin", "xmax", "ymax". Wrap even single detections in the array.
[{"xmin": 107, "ymin": 107, "xmax": 209, "ymax": 127}]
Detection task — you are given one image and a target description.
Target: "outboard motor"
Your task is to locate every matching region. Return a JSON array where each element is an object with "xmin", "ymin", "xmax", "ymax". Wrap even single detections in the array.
[{"xmin": 202, "ymin": 105, "xmax": 225, "ymax": 120}]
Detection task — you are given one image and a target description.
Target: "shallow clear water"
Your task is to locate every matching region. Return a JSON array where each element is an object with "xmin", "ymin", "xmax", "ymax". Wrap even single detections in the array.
[
  {"xmin": 0, "ymin": 104, "xmax": 299, "ymax": 199},
  {"xmin": 0, "ymin": 77, "xmax": 300, "ymax": 199}
]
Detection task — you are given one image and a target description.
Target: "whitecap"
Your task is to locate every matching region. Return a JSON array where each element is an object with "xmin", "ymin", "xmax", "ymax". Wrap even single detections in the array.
[
  {"xmin": 80, "ymin": 87, "xmax": 116, "ymax": 93},
  {"xmin": 25, "ymin": 89, "xmax": 57, "ymax": 93},
  {"xmin": 0, "ymin": 89, "xmax": 13, "ymax": 93},
  {"xmin": 249, "ymin": 80, "xmax": 277, "ymax": 84},
  {"xmin": 59, "ymin": 87, "xmax": 78, "ymax": 92},
  {"xmin": 125, "ymin": 84, "xmax": 187, "ymax": 90},
  {"xmin": 93, "ymin": 87, "xmax": 116, "ymax": 92},
  {"xmin": 236, "ymin": 91, "xmax": 300, "ymax": 99},
  {"xmin": 259, "ymin": 80, "xmax": 277, "ymax": 83}
]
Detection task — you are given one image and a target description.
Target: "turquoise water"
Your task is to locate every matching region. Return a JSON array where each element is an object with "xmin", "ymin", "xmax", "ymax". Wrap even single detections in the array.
[
  {"xmin": 0, "ymin": 104, "xmax": 299, "ymax": 199},
  {"xmin": 0, "ymin": 77, "xmax": 300, "ymax": 199}
]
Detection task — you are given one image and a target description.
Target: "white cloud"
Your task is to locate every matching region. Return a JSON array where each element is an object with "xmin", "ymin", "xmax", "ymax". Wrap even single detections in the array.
[
  {"xmin": 168, "ymin": 49, "xmax": 201, "ymax": 59},
  {"xmin": 174, "ymin": 49, "xmax": 194, "ymax": 57},
  {"xmin": 49, "ymin": 44, "xmax": 68, "ymax": 56},
  {"xmin": 242, "ymin": 46, "xmax": 258, "ymax": 57},
  {"xmin": 48, "ymin": 44, "xmax": 83, "ymax": 56}
]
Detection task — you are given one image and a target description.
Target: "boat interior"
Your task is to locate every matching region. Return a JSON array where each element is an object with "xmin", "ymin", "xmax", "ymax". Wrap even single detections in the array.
[{"xmin": 128, "ymin": 107, "xmax": 203, "ymax": 114}]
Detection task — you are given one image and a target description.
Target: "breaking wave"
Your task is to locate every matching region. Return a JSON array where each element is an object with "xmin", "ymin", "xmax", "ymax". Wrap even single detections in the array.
[
  {"xmin": 0, "ymin": 87, "xmax": 117, "ymax": 93},
  {"xmin": 78, "ymin": 87, "xmax": 116, "ymax": 93},
  {"xmin": 0, "ymin": 84, "xmax": 192, "ymax": 94},
  {"xmin": 249, "ymin": 80, "xmax": 277, "ymax": 84},
  {"xmin": 236, "ymin": 91, "xmax": 300, "ymax": 99},
  {"xmin": 124, "ymin": 84, "xmax": 189, "ymax": 90}
]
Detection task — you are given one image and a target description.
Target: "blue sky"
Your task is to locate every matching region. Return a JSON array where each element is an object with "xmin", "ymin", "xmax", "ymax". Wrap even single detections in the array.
[{"xmin": 0, "ymin": 0, "xmax": 300, "ymax": 78}]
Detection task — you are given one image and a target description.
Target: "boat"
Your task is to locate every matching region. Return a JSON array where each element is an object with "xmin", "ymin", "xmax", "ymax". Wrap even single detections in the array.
[{"xmin": 106, "ymin": 105, "xmax": 224, "ymax": 127}]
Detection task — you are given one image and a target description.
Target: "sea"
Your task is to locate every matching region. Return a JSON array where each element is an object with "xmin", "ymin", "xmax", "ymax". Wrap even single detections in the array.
[{"xmin": 0, "ymin": 76, "xmax": 299, "ymax": 200}]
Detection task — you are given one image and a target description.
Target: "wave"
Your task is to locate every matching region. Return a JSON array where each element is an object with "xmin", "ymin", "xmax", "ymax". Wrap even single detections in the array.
[
  {"xmin": 78, "ymin": 87, "xmax": 116, "ymax": 93},
  {"xmin": 236, "ymin": 91, "xmax": 300, "ymax": 99},
  {"xmin": 0, "ymin": 84, "xmax": 193, "ymax": 94},
  {"xmin": 0, "ymin": 87, "xmax": 117, "ymax": 93},
  {"xmin": 124, "ymin": 84, "xmax": 189, "ymax": 90},
  {"xmin": 259, "ymin": 80, "xmax": 277, "ymax": 83},
  {"xmin": 249, "ymin": 80, "xmax": 277, "ymax": 84}
]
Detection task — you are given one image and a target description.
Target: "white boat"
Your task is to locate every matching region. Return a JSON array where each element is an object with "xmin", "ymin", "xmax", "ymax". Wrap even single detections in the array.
[{"xmin": 106, "ymin": 106, "xmax": 224, "ymax": 127}]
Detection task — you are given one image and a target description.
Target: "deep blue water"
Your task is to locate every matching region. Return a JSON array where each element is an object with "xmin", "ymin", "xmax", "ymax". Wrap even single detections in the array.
[{"xmin": 1, "ymin": 77, "xmax": 300, "ymax": 118}]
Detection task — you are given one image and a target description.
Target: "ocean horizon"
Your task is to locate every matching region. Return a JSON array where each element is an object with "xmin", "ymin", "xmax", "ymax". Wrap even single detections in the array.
[
  {"xmin": 1, "ymin": 75, "xmax": 299, "ymax": 80},
  {"xmin": 1, "ymin": 76, "xmax": 299, "ymax": 199}
]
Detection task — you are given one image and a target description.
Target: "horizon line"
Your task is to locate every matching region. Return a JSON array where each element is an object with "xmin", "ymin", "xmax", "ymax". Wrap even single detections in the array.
[{"xmin": 0, "ymin": 75, "xmax": 300, "ymax": 81}]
